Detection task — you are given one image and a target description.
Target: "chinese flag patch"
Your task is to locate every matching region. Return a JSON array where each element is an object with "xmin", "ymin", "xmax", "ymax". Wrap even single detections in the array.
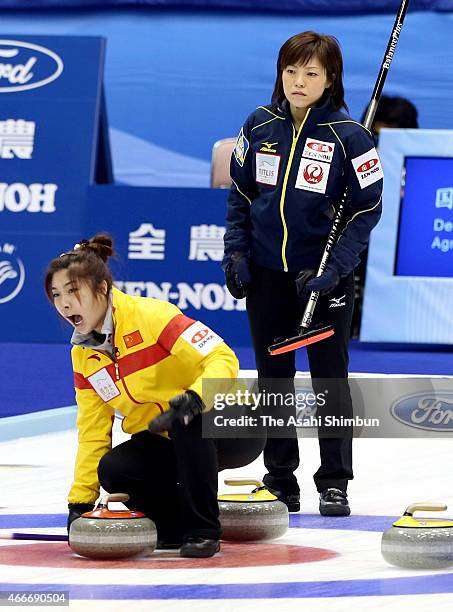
[{"xmin": 123, "ymin": 330, "xmax": 143, "ymax": 348}]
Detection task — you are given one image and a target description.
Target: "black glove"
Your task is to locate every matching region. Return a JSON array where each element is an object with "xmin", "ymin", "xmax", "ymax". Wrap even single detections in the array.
[
  {"xmin": 225, "ymin": 252, "xmax": 251, "ymax": 299},
  {"xmin": 67, "ymin": 502, "xmax": 95, "ymax": 533},
  {"xmin": 295, "ymin": 269, "xmax": 316, "ymax": 295},
  {"xmin": 148, "ymin": 390, "xmax": 204, "ymax": 433},
  {"xmin": 296, "ymin": 266, "xmax": 340, "ymax": 297}
]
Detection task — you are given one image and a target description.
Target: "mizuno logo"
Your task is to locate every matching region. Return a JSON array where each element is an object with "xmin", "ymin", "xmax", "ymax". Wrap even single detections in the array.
[
  {"xmin": 329, "ymin": 295, "xmax": 346, "ymax": 308},
  {"xmin": 260, "ymin": 142, "xmax": 278, "ymax": 153}
]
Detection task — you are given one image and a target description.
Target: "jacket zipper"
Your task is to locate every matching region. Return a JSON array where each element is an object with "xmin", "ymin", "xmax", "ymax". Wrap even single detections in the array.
[
  {"xmin": 278, "ymin": 108, "xmax": 311, "ymax": 272},
  {"xmin": 98, "ymin": 316, "xmax": 144, "ymax": 405},
  {"xmin": 111, "ymin": 349, "xmax": 144, "ymax": 404}
]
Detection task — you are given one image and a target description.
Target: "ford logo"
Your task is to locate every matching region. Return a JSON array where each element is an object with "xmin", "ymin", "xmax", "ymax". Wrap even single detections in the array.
[
  {"xmin": 0, "ymin": 40, "xmax": 63, "ymax": 93},
  {"xmin": 391, "ymin": 392, "xmax": 453, "ymax": 431}
]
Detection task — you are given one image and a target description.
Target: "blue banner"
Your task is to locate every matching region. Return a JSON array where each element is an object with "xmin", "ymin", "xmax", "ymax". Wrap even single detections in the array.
[
  {"xmin": 0, "ymin": 186, "xmax": 249, "ymax": 346},
  {"xmin": 0, "ymin": 35, "xmax": 105, "ymax": 233},
  {"xmin": 0, "ymin": 0, "xmax": 451, "ymax": 13},
  {"xmin": 86, "ymin": 185, "xmax": 249, "ymax": 348},
  {"xmin": 1, "ymin": 12, "xmax": 452, "ymax": 190},
  {"xmin": 0, "ymin": 35, "xmax": 107, "ymax": 343}
]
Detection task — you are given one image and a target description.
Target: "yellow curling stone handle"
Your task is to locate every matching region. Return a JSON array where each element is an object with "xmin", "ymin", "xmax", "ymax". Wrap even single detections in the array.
[
  {"xmin": 224, "ymin": 478, "xmax": 265, "ymax": 488},
  {"xmin": 393, "ymin": 502, "xmax": 453, "ymax": 528},
  {"xmin": 405, "ymin": 503, "xmax": 447, "ymax": 515},
  {"xmin": 218, "ymin": 478, "xmax": 278, "ymax": 502}
]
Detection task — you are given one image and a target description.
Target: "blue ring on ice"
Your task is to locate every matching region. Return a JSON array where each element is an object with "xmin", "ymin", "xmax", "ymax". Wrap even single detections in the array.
[{"xmin": 2, "ymin": 513, "xmax": 453, "ymax": 599}]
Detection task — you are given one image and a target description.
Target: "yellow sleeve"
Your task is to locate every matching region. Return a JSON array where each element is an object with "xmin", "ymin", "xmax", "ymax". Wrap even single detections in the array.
[
  {"xmin": 170, "ymin": 323, "xmax": 239, "ymax": 411},
  {"xmin": 68, "ymin": 386, "xmax": 115, "ymax": 505},
  {"xmin": 142, "ymin": 299, "xmax": 240, "ymax": 411},
  {"xmin": 186, "ymin": 343, "xmax": 239, "ymax": 410}
]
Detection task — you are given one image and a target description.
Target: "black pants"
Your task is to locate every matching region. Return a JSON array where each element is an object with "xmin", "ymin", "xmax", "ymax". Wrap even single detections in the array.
[
  {"xmin": 246, "ymin": 263, "xmax": 354, "ymax": 494},
  {"xmin": 98, "ymin": 415, "xmax": 265, "ymax": 541}
]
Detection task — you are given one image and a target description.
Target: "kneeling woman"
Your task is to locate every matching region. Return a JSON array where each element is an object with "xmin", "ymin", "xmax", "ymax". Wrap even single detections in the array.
[{"xmin": 45, "ymin": 233, "xmax": 264, "ymax": 558}]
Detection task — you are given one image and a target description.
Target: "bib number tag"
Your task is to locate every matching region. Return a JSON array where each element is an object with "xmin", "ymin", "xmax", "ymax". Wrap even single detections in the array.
[{"xmin": 88, "ymin": 367, "xmax": 120, "ymax": 402}]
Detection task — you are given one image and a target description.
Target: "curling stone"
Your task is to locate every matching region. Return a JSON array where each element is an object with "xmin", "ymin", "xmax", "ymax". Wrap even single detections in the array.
[
  {"xmin": 218, "ymin": 478, "xmax": 289, "ymax": 541},
  {"xmin": 69, "ymin": 493, "xmax": 157, "ymax": 559},
  {"xmin": 382, "ymin": 503, "xmax": 453, "ymax": 569}
]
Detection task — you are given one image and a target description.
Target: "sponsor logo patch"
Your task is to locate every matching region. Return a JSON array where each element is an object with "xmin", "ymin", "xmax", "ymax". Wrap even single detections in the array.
[
  {"xmin": 302, "ymin": 138, "xmax": 335, "ymax": 163},
  {"xmin": 352, "ymin": 148, "xmax": 384, "ymax": 189},
  {"xmin": 329, "ymin": 295, "xmax": 346, "ymax": 308},
  {"xmin": 180, "ymin": 321, "xmax": 223, "ymax": 356},
  {"xmin": 260, "ymin": 141, "xmax": 278, "ymax": 153},
  {"xmin": 192, "ymin": 328, "xmax": 209, "ymax": 343},
  {"xmin": 233, "ymin": 128, "xmax": 249, "ymax": 167},
  {"xmin": 295, "ymin": 159, "xmax": 331, "ymax": 194},
  {"xmin": 256, "ymin": 153, "xmax": 280, "ymax": 186}
]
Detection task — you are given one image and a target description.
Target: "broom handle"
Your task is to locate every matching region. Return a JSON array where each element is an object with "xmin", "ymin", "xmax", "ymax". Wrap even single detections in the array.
[
  {"xmin": 300, "ymin": 0, "xmax": 411, "ymax": 331},
  {"xmin": 0, "ymin": 532, "xmax": 68, "ymax": 541}
]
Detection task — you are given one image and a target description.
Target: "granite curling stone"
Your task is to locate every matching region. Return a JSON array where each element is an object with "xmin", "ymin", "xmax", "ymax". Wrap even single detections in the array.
[
  {"xmin": 69, "ymin": 493, "xmax": 157, "ymax": 559},
  {"xmin": 382, "ymin": 502, "xmax": 453, "ymax": 569},
  {"xmin": 218, "ymin": 478, "xmax": 289, "ymax": 541}
]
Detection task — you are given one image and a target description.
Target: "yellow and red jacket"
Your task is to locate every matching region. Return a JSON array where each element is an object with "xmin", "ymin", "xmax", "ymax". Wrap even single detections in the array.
[{"xmin": 69, "ymin": 287, "xmax": 239, "ymax": 504}]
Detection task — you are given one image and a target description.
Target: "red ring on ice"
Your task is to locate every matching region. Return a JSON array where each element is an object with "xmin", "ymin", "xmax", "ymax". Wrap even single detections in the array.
[{"xmin": 0, "ymin": 542, "xmax": 337, "ymax": 569}]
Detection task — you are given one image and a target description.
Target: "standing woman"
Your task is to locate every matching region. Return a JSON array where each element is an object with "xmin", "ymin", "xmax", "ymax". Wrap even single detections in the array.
[
  {"xmin": 45, "ymin": 234, "xmax": 264, "ymax": 557},
  {"xmin": 223, "ymin": 32, "xmax": 383, "ymax": 515}
]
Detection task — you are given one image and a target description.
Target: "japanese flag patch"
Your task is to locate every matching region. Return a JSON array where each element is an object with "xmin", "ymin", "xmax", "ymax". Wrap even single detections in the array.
[
  {"xmin": 180, "ymin": 321, "xmax": 224, "ymax": 356},
  {"xmin": 352, "ymin": 148, "xmax": 384, "ymax": 189},
  {"xmin": 233, "ymin": 128, "xmax": 249, "ymax": 167}
]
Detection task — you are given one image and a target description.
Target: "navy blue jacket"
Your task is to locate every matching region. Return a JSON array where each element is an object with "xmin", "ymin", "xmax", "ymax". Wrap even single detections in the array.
[{"xmin": 223, "ymin": 98, "xmax": 383, "ymax": 275}]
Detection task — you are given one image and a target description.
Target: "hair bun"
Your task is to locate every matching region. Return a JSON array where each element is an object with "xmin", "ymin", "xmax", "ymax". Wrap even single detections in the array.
[{"xmin": 73, "ymin": 233, "xmax": 114, "ymax": 262}]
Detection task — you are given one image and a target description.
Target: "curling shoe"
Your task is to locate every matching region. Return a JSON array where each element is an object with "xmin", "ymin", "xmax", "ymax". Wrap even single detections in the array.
[
  {"xmin": 180, "ymin": 537, "xmax": 220, "ymax": 558},
  {"xmin": 156, "ymin": 539, "xmax": 182, "ymax": 550},
  {"xmin": 263, "ymin": 486, "xmax": 300, "ymax": 512},
  {"xmin": 319, "ymin": 488, "xmax": 350, "ymax": 516},
  {"xmin": 279, "ymin": 493, "xmax": 300, "ymax": 513}
]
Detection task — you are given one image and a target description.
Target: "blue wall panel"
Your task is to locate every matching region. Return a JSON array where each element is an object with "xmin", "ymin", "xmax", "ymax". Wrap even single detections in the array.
[
  {"xmin": 0, "ymin": 10, "xmax": 452, "ymax": 187},
  {"xmin": 0, "ymin": 1, "xmax": 451, "ymax": 13}
]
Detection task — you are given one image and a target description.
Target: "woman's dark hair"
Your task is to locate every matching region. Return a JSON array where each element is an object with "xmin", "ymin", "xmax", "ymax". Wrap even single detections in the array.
[
  {"xmin": 271, "ymin": 31, "xmax": 347, "ymax": 112},
  {"xmin": 44, "ymin": 233, "xmax": 115, "ymax": 302},
  {"xmin": 364, "ymin": 95, "xmax": 419, "ymax": 129}
]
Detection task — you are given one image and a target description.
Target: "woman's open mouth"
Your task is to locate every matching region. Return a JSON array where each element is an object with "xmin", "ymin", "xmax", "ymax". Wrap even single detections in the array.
[{"xmin": 68, "ymin": 314, "xmax": 83, "ymax": 326}]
